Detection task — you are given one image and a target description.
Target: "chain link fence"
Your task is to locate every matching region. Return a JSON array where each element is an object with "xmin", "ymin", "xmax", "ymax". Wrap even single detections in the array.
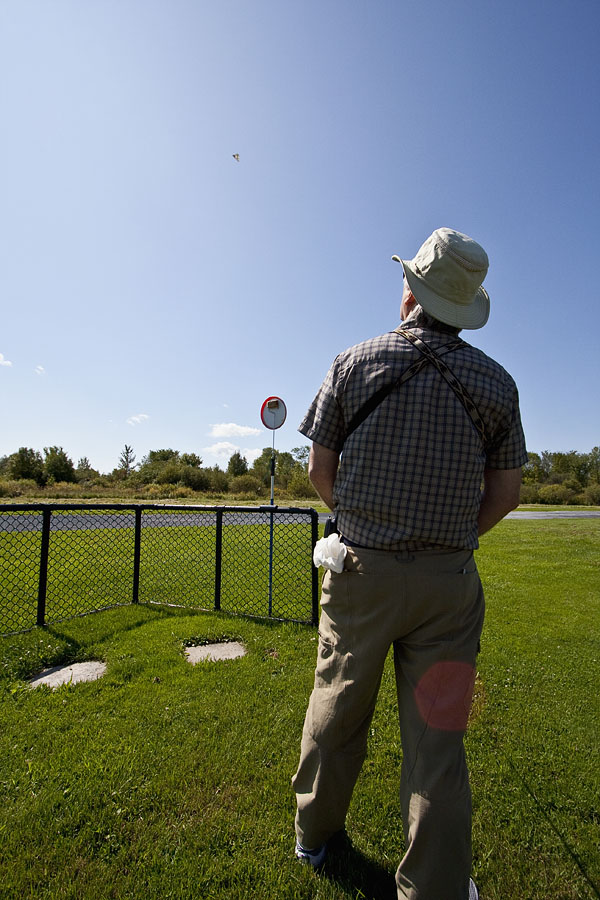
[{"xmin": 0, "ymin": 504, "xmax": 319, "ymax": 634}]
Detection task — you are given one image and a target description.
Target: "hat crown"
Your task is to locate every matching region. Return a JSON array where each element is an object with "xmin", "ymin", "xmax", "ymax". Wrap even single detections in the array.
[{"xmin": 413, "ymin": 228, "xmax": 488, "ymax": 307}]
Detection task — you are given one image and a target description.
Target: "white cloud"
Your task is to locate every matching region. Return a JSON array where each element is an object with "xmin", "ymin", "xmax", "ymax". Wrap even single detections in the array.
[
  {"xmin": 34, "ymin": 365, "xmax": 45, "ymax": 376},
  {"xmin": 242, "ymin": 447, "xmax": 263, "ymax": 465},
  {"xmin": 202, "ymin": 442, "xmax": 263, "ymax": 466},
  {"xmin": 127, "ymin": 413, "xmax": 150, "ymax": 426},
  {"xmin": 0, "ymin": 353, "xmax": 13, "ymax": 367},
  {"xmin": 209, "ymin": 422, "xmax": 260, "ymax": 438},
  {"xmin": 203, "ymin": 441, "xmax": 239, "ymax": 459}
]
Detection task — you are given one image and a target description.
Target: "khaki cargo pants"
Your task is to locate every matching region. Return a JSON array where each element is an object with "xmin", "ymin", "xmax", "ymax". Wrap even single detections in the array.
[{"xmin": 292, "ymin": 546, "xmax": 485, "ymax": 900}]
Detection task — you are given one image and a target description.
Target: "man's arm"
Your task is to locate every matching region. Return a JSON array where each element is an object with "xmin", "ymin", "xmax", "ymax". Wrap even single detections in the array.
[
  {"xmin": 478, "ymin": 467, "xmax": 522, "ymax": 536},
  {"xmin": 308, "ymin": 442, "xmax": 340, "ymax": 511}
]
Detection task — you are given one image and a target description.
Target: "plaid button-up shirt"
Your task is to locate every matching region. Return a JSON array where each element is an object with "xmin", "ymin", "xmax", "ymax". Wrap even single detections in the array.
[{"xmin": 299, "ymin": 324, "xmax": 527, "ymax": 551}]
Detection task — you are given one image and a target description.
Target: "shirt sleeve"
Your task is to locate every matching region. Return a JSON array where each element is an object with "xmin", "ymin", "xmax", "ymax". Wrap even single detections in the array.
[
  {"xmin": 486, "ymin": 385, "xmax": 528, "ymax": 470},
  {"xmin": 298, "ymin": 356, "xmax": 346, "ymax": 453}
]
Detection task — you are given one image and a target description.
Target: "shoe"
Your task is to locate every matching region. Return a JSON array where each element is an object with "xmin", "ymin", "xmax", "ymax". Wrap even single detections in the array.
[
  {"xmin": 469, "ymin": 878, "xmax": 479, "ymax": 900},
  {"xmin": 294, "ymin": 839, "xmax": 326, "ymax": 868}
]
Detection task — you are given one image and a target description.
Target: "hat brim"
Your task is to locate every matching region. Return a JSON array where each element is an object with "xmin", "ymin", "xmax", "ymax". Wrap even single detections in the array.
[{"xmin": 392, "ymin": 255, "xmax": 490, "ymax": 330}]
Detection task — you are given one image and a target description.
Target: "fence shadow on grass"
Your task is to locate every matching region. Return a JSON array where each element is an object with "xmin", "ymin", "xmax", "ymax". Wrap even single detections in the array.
[
  {"xmin": 319, "ymin": 830, "xmax": 398, "ymax": 900},
  {"xmin": 507, "ymin": 758, "xmax": 600, "ymax": 900},
  {"xmin": 44, "ymin": 603, "xmax": 188, "ymax": 646}
]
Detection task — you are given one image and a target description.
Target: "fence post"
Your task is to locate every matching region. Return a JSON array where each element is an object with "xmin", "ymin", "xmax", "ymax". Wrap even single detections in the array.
[
  {"xmin": 268, "ymin": 507, "xmax": 274, "ymax": 617},
  {"xmin": 37, "ymin": 507, "xmax": 51, "ymax": 627},
  {"xmin": 310, "ymin": 509, "xmax": 319, "ymax": 626},
  {"xmin": 132, "ymin": 506, "xmax": 142, "ymax": 604},
  {"xmin": 214, "ymin": 508, "xmax": 223, "ymax": 611}
]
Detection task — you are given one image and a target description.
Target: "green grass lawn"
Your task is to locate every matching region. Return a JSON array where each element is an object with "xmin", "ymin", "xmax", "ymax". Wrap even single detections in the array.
[{"xmin": 0, "ymin": 519, "xmax": 599, "ymax": 899}]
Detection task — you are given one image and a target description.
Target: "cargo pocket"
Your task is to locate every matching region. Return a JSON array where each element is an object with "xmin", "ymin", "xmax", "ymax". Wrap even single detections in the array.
[
  {"xmin": 308, "ymin": 633, "xmax": 350, "ymax": 746},
  {"xmin": 314, "ymin": 633, "xmax": 345, "ymax": 687}
]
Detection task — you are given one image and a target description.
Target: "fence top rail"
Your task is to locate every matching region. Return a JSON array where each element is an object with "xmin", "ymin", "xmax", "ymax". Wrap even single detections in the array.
[{"xmin": 0, "ymin": 502, "xmax": 318, "ymax": 517}]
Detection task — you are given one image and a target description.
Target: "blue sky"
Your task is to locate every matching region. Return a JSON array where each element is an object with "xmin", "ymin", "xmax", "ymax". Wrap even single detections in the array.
[{"xmin": 1, "ymin": 0, "xmax": 599, "ymax": 474}]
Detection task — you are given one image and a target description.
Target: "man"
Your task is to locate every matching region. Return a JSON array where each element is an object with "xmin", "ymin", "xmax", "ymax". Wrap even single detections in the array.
[{"xmin": 292, "ymin": 228, "xmax": 527, "ymax": 900}]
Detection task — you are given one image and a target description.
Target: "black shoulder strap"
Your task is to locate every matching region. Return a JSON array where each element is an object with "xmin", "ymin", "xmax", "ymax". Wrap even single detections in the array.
[
  {"xmin": 395, "ymin": 328, "xmax": 488, "ymax": 446},
  {"xmin": 343, "ymin": 331, "xmax": 463, "ymax": 440}
]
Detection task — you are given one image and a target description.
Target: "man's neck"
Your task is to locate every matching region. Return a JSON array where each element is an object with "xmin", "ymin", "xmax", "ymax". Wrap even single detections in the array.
[{"xmin": 401, "ymin": 310, "xmax": 461, "ymax": 336}]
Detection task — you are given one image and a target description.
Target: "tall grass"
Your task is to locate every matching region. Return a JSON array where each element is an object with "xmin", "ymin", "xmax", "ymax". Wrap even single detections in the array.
[{"xmin": 0, "ymin": 519, "xmax": 598, "ymax": 899}]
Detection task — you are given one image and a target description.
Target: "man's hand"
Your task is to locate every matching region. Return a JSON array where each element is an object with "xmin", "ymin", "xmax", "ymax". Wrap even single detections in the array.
[
  {"xmin": 478, "ymin": 467, "xmax": 522, "ymax": 536},
  {"xmin": 308, "ymin": 442, "xmax": 340, "ymax": 511}
]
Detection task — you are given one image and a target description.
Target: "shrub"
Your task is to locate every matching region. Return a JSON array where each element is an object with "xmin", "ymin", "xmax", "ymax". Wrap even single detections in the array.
[
  {"xmin": 519, "ymin": 483, "xmax": 541, "ymax": 504},
  {"xmin": 563, "ymin": 476, "xmax": 584, "ymax": 493},
  {"xmin": 580, "ymin": 482, "xmax": 600, "ymax": 505},
  {"xmin": 156, "ymin": 463, "xmax": 183, "ymax": 485},
  {"xmin": 43, "ymin": 481, "xmax": 86, "ymax": 499},
  {"xmin": 0, "ymin": 478, "xmax": 40, "ymax": 498},
  {"xmin": 173, "ymin": 486, "xmax": 193, "ymax": 499},
  {"xmin": 0, "ymin": 478, "xmax": 20, "ymax": 498},
  {"xmin": 145, "ymin": 484, "xmax": 174, "ymax": 500},
  {"xmin": 288, "ymin": 469, "xmax": 318, "ymax": 499},
  {"xmin": 206, "ymin": 468, "xmax": 229, "ymax": 493},
  {"xmin": 180, "ymin": 466, "xmax": 210, "ymax": 491},
  {"xmin": 538, "ymin": 483, "xmax": 576, "ymax": 505},
  {"xmin": 229, "ymin": 474, "xmax": 262, "ymax": 496}
]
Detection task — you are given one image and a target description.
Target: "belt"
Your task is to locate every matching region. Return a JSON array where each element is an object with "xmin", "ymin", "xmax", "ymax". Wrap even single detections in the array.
[{"xmin": 340, "ymin": 534, "xmax": 378, "ymax": 551}]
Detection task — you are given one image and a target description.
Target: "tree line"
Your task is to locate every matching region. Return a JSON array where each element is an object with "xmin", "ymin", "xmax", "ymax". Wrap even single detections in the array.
[
  {"xmin": 1, "ymin": 445, "xmax": 599, "ymax": 505},
  {"xmin": 0, "ymin": 445, "xmax": 317, "ymax": 500},
  {"xmin": 521, "ymin": 448, "xmax": 600, "ymax": 505}
]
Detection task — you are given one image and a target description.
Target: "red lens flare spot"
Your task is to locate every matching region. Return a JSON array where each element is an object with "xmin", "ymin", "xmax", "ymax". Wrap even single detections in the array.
[{"xmin": 414, "ymin": 661, "xmax": 477, "ymax": 732}]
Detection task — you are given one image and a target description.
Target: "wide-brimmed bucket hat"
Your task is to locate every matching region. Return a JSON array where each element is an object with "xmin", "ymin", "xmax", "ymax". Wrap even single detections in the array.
[{"xmin": 392, "ymin": 227, "xmax": 490, "ymax": 329}]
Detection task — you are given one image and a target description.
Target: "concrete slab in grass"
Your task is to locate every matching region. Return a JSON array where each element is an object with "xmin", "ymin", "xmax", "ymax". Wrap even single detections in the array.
[
  {"xmin": 185, "ymin": 642, "xmax": 247, "ymax": 664},
  {"xmin": 29, "ymin": 661, "xmax": 107, "ymax": 690}
]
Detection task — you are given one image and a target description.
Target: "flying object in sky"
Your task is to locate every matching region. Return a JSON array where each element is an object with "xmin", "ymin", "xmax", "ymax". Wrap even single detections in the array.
[{"xmin": 232, "ymin": 153, "xmax": 240, "ymax": 161}]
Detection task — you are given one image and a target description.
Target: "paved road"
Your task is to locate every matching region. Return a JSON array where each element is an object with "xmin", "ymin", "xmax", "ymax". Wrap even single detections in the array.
[
  {"xmin": 0, "ymin": 508, "xmax": 315, "ymax": 533},
  {"xmin": 317, "ymin": 510, "xmax": 600, "ymax": 525},
  {"xmin": 0, "ymin": 511, "xmax": 209, "ymax": 533},
  {"xmin": 506, "ymin": 510, "xmax": 600, "ymax": 519},
  {"xmin": 0, "ymin": 508, "xmax": 597, "ymax": 533}
]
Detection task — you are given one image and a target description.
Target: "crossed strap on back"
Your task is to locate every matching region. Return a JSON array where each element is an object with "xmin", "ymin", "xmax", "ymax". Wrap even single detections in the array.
[{"xmin": 344, "ymin": 328, "xmax": 488, "ymax": 447}]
